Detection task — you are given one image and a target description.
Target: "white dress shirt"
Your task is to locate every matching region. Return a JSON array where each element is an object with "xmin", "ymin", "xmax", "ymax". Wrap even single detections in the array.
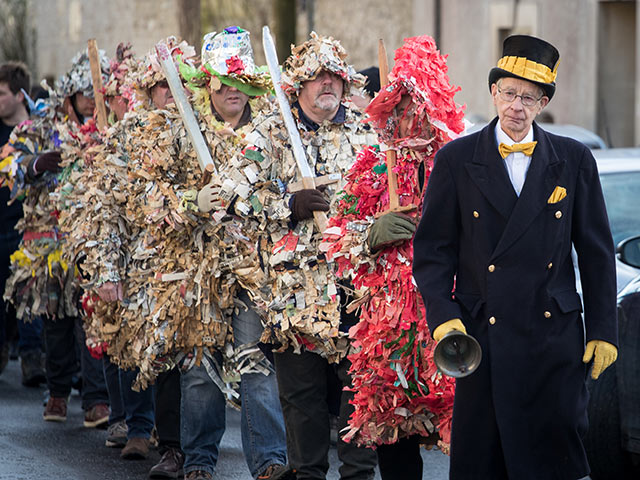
[{"xmin": 495, "ymin": 120, "xmax": 534, "ymax": 196}]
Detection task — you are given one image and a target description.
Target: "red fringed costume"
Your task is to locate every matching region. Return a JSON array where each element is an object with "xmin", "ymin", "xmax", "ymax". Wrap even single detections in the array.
[{"xmin": 323, "ymin": 35, "xmax": 466, "ymax": 451}]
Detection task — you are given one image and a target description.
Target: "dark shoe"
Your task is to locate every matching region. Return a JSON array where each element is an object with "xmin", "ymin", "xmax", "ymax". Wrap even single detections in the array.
[
  {"xmin": 84, "ymin": 403, "xmax": 110, "ymax": 428},
  {"xmin": 43, "ymin": 396, "xmax": 67, "ymax": 422},
  {"xmin": 121, "ymin": 437, "xmax": 150, "ymax": 459},
  {"xmin": 184, "ymin": 471, "xmax": 212, "ymax": 480},
  {"xmin": 0, "ymin": 343, "xmax": 8, "ymax": 374},
  {"xmin": 149, "ymin": 447, "xmax": 184, "ymax": 478},
  {"xmin": 105, "ymin": 420, "xmax": 128, "ymax": 448},
  {"xmin": 258, "ymin": 464, "xmax": 295, "ymax": 480},
  {"xmin": 20, "ymin": 349, "xmax": 46, "ymax": 387}
]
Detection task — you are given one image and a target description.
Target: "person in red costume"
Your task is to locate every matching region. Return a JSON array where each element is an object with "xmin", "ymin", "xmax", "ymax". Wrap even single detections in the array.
[{"xmin": 324, "ymin": 35, "xmax": 466, "ymax": 479}]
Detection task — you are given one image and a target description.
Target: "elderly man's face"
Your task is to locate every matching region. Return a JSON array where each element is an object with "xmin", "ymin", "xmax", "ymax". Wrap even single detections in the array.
[
  {"xmin": 150, "ymin": 80, "xmax": 174, "ymax": 109},
  {"xmin": 210, "ymin": 83, "xmax": 249, "ymax": 122},
  {"xmin": 298, "ymin": 70, "xmax": 344, "ymax": 122},
  {"xmin": 491, "ymin": 77, "xmax": 549, "ymax": 142}
]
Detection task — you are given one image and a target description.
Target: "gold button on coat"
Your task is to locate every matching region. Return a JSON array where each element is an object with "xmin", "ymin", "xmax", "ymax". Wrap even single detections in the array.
[
  {"xmin": 489, "ymin": 316, "xmax": 496, "ymax": 325},
  {"xmin": 547, "ymin": 262, "xmax": 553, "ymax": 269},
  {"xmin": 555, "ymin": 210, "xmax": 562, "ymax": 219},
  {"xmin": 473, "ymin": 211, "xmax": 480, "ymax": 218},
  {"xmin": 544, "ymin": 311, "xmax": 552, "ymax": 318},
  {"xmin": 488, "ymin": 264, "xmax": 495, "ymax": 272}
]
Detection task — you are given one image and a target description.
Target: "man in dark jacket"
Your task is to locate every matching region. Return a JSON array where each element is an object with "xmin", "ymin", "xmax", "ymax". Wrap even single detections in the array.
[
  {"xmin": 0, "ymin": 61, "xmax": 45, "ymax": 386},
  {"xmin": 412, "ymin": 35, "xmax": 618, "ymax": 480}
]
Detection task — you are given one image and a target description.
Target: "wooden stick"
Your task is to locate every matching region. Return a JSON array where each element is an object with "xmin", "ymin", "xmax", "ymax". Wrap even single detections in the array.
[
  {"xmin": 87, "ymin": 39, "xmax": 108, "ymax": 130},
  {"xmin": 378, "ymin": 39, "xmax": 400, "ymax": 211}
]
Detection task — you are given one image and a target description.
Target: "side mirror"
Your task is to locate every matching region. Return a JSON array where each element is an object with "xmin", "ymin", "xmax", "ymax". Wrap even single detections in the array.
[{"xmin": 616, "ymin": 235, "xmax": 640, "ymax": 269}]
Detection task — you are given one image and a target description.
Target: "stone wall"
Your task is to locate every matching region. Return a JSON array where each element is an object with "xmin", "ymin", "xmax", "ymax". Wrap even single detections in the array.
[
  {"xmin": 16, "ymin": 0, "xmax": 639, "ymax": 145},
  {"xmin": 27, "ymin": 0, "xmax": 198, "ymax": 83}
]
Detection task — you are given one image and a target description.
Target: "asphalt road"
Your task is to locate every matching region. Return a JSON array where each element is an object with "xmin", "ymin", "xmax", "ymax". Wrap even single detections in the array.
[{"xmin": 0, "ymin": 358, "xmax": 450, "ymax": 479}]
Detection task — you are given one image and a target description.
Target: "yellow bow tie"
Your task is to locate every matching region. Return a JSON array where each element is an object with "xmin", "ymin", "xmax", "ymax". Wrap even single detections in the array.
[{"xmin": 498, "ymin": 141, "xmax": 537, "ymax": 159}]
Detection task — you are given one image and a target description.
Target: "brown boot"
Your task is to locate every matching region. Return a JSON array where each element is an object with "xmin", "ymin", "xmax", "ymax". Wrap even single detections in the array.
[
  {"xmin": 43, "ymin": 396, "xmax": 67, "ymax": 422},
  {"xmin": 84, "ymin": 403, "xmax": 110, "ymax": 428},
  {"xmin": 20, "ymin": 349, "xmax": 46, "ymax": 387},
  {"xmin": 121, "ymin": 437, "xmax": 150, "ymax": 460},
  {"xmin": 149, "ymin": 447, "xmax": 184, "ymax": 478}
]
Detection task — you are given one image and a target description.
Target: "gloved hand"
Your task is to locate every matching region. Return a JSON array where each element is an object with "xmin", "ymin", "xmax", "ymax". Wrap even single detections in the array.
[
  {"xmin": 96, "ymin": 281, "xmax": 123, "ymax": 303},
  {"xmin": 583, "ymin": 340, "xmax": 618, "ymax": 380},
  {"xmin": 290, "ymin": 188, "xmax": 329, "ymax": 222},
  {"xmin": 32, "ymin": 151, "xmax": 62, "ymax": 175},
  {"xmin": 197, "ymin": 183, "xmax": 217, "ymax": 213},
  {"xmin": 367, "ymin": 212, "xmax": 416, "ymax": 251},
  {"xmin": 433, "ymin": 318, "xmax": 467, "ymax": 343}
]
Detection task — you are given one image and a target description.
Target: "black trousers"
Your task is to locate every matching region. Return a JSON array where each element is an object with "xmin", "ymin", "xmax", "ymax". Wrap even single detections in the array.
[
  {"xmin": 43, "ymin": 315, "xmax": 108, "ymax": 409},
  {"xmin": 377, "ymin": 435, "xmax": 423, "ymax": 480},
  {"xmin": 155, "ymin": 366, "xmax": 182, "ymax": 452},
  {"xmin": 273, "ymin": 348, "xmax": 377, "ymax": 480}
]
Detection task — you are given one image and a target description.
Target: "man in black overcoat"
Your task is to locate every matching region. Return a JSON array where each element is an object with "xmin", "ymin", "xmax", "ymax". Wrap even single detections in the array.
[{"xmin": 412, "ymin": 35, "xmax": 619, "ymax": 480}]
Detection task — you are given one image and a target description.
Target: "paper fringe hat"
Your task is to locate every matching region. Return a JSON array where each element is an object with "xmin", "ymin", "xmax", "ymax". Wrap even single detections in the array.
[
  {"xmin": 365, "ymin": 35, "xmax": 465, "ymax": 144},
  {"xmin": 55, "ymin": 48, "xmax": 110, "ymax": 98},
  {"xmin": 199, "ymin": 26, "xmax": 271, "ymax": 97},
  {"xmin": 281, "ymin": 31, "xmax": 365, "ymax": 98},
  {"xmin": 135, "ymin": 36, "xmax": 197, "ymax": 90},
  {"xmin": 104, "ymin": 43, "xmax": 140, "ymax": 97}
]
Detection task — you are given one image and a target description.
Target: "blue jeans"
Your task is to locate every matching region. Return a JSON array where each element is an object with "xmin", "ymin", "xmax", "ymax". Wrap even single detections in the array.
[
  {"xmin": 104, "ymin": 357, "xmax": 125, "ymax": 424},
  {"xmin": 103, "ymin": 356, "xmax": 155, "ymax": 438},
  {"xmin": 180, "ymin": 290, "xmax": 287, "ymax": 478},
  {"xmin": 17, "ymin": 316, "xmax": 43, "ymax": 353},
  {"xmin": 119, "ymin": 367, "xmax": 155, "ymax": 438}
]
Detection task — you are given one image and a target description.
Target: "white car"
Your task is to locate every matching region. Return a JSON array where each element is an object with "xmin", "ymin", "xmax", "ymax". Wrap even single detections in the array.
[{"xmin": 584, "ymin": 147, "xmax": 640, "ymax": 480}]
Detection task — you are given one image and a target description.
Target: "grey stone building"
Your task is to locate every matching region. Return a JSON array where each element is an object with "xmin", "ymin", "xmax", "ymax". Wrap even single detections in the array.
[{"xmin": 5, "ymin": 0, "xmax": 639, "ymax": 146}]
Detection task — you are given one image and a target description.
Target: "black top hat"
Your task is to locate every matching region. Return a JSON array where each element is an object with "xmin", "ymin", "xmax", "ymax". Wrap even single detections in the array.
[{"xmin": 488, "ymin": 35, "xmax": 560, "ymax": 100}]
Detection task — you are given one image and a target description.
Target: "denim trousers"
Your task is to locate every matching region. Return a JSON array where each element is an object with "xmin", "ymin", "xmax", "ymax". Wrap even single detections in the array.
[
  {"xmin": 44, "ymin": 315, "xmax": 109, "ymax": 410},
  {"xmin": 103, "ymin": 356, "xmax": 155, "ymax": 438},
  {"xmin": 180, "ymin": 289, "xmax": 287, "ymax": 477},
  {"xmin": 17, "ymin": 316, "xmax": 43, "ymax": 353},
  {"xmin": 273, "ymin": 348, "xmax": 378, "ymax": 480}
]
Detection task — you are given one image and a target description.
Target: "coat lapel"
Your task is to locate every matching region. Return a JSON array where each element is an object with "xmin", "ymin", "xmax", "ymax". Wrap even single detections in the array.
[
  {"xmin": 464, "ymin": 118, "xmax": 518, "ymax": 220},
  {"xmin": 491, "ymin": 122, "xmax": 565, "ymax": 259}
]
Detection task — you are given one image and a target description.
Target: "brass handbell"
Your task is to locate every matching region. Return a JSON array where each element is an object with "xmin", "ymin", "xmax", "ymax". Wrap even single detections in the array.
[{"xmin": 433, "ymin": 330, "xmax": 482, "ymax": 378}]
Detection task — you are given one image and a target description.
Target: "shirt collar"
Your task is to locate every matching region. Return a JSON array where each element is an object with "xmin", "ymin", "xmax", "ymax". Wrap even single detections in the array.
[
  {"xmin": 292, "ymin": 101, "xmax": 346, "ymax": 132},
  {"xmin": 495, "ymin": 119, "xmax": 534, "ymax": 146}
]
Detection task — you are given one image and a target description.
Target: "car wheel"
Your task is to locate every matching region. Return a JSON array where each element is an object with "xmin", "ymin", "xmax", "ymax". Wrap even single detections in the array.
[{"xmin": 585, "ymin": 364, "xmax": 636, "ymax": 479}]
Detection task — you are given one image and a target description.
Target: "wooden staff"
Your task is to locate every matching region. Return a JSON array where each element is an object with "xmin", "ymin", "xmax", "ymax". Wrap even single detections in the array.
[
  {"xmin": 87, "ymin": 39, "xmax": 108, "ymax": 130},
  {"xmin": 378, "ymin": 39, "xmax": 416, "ymax": 215},
  {"xmin": 378, "ymin": 39, "xmax": 400, "ymax": 211}
]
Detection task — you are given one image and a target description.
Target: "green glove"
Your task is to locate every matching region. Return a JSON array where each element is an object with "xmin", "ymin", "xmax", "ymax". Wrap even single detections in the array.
[{"xmin": 367, "ymin": 212, "xmax": 416, "ymax": 251}]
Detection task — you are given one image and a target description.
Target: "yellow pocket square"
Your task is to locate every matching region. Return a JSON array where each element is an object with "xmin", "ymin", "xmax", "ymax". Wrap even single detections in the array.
[{"xmin": 547, "ymin": 186, "xmax": 567, "ymax": 204}]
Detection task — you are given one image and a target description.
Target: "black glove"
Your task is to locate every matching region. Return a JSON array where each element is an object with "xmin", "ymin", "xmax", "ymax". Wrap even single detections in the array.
[
  {"xmin": 33, "ymin": 151, "xmax": 62, "ymax": 175},
  {"xmin": 367, "ymin": 212, "xmax": 416, "ymax": 251},
  {"xmin": 290, "ymin": 188, "xmax": 330, "ymax": 222}
]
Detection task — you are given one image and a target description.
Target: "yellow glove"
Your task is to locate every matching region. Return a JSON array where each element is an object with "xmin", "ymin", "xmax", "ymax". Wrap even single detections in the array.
[
  {"xmin": 582, "ymin": 340, "xmax": 618, "ymax": 380},
  {"xmin": 433, "ymin": 318, "xmax": 467, "ymax": 343}
]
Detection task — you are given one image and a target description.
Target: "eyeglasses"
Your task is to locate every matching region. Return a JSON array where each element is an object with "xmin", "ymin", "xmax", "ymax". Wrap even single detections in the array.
[{"xmin": 497, "ymin": 87, "xmax": 543, "ymax": 107}]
